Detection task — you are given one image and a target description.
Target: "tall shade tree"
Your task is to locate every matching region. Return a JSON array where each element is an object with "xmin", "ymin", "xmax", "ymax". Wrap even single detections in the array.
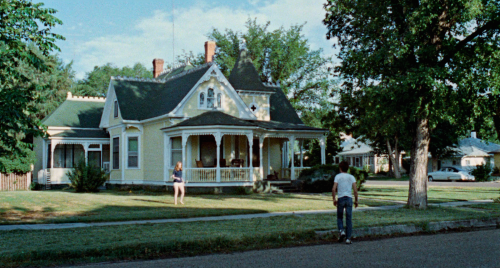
[
  {"xmin": 75, "ymin": 63, "xmax": 153, "ymax": 96},
  {"xmin": 0, "ymin": 0, "xmax": 64, "ymax": 161},
  {"xmin": 324, "ymin": 0, "xmax": 500, "ymax": 208},
  {"xmin": 182, "ymin": 19, "xmax": 336, "ymax": 111}
]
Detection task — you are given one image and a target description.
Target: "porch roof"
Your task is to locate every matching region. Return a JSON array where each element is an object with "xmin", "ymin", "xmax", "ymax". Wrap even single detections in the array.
[
  {"xmin": 162, "ymin": 111, "xmax": 327, "ymax": 132},
  {"xmin": 50, "ymin": 129, "xmax": 109, "ymax": 139}
]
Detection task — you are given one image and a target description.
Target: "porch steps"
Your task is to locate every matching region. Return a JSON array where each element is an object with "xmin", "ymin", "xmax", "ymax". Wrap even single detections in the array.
[
  {"xmin": 275, "ymin": 181, "xmax": 301, "ymax": 193},
  {"xmin": 46, "ymin": 171, "xmax": 51, "ymax": 190}
]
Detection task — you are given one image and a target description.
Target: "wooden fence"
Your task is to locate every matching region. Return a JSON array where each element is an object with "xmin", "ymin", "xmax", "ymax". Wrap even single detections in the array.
[{"xmin": 0, "ymin": 172, "xmax": 31, "ymax": 191}]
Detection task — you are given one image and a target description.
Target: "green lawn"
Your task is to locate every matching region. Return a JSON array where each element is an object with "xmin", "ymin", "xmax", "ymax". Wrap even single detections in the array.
[
  {"xmin": 0, "ymin": 190, "xmax": 392, "ymax": 225},
  {"xmin": 360, "ymin": 186, "xmax": 500, "ymax": 203},
  {"xmin": 1, "ymin": 203, "xmax": 498, "ymax": 267}
]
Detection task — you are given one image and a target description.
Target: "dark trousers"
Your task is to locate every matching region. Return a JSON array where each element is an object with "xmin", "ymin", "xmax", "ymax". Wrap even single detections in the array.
[{"xmin": 337, "ymin": 196, "xmax": 353, "ymax": 239}]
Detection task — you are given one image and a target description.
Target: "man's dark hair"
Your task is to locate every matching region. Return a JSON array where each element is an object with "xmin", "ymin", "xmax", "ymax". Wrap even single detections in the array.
[{"xmin": 339, "ymin": 161, "xmax": 349, "ymax": 172}]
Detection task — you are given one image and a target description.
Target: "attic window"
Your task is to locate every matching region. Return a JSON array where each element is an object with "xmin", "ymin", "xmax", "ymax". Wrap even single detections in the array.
[
  {"xmin": 199, "ymin": 93, "xmax": 205, "ymax": 107},
  {"xmin": 207, "ymin": 88, "xmax": 215, "ymax": 108},
  {"xmin": 217, "ymin": 93, "xmax": 222, "ymax": 108},
  {"xmin": 114, "ymin": 100, "xmax": 118, "ymax": 118}
]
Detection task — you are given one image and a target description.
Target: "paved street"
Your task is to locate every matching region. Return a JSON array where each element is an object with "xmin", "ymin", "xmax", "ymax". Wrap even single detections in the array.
[
  {"xmin": 366, "ymin": 180, "xmax": 500, "ymax": 188},
  {"xmin": 68, "ymin": 229, "xmax": 500, "ymax": 268}
]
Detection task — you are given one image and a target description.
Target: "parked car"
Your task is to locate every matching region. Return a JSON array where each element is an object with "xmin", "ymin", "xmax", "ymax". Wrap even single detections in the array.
[{"xmin": 428, "ymin": 167, "xmax": 475, "ymax": 181}]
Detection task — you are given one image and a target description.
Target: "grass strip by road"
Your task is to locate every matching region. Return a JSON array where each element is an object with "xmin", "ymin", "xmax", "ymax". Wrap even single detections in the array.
[
  {"xmin": 360, "ymin": 186, "xmax": 499, "ymax": 203},
  {"xmin": 0, "ymin": 190, "xmax": 392, "ymax": 225},
  {"xmin": 1, "ymin": 203, "xmax": 498, "ymax": 267}
]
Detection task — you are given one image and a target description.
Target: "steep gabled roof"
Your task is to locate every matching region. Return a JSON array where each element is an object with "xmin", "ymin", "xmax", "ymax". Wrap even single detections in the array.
[
  {"xmin": 268, "ymin": 86, "xmax": 303, "ymax": 124},
  {"xmin": 228, "ymin": 49, "xmax": 274, "ymax": 93},
  {"xmin": 113, "ymin": 64, "xmax": 211, "ymax": 121},
  {"xmin": 42, "ymin": 99, "xmax": 104, "ymax": 128},
  {"xmin": 156, "ymin": 63, "xmax": 195, "ymax": 80}
]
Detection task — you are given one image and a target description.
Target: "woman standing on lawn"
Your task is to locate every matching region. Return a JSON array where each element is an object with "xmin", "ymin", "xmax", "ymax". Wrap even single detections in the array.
[{"xmin": 171, "ymin": 161, "xmax": 185, "ymax": 205}]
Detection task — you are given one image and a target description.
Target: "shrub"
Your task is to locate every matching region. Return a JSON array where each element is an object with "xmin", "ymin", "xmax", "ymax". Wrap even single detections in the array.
[
  {"xmin": 66, "ymin": 161, "xmax": 108, "ymax": 193},
  {"xmin": 29, "ymin": 182, "xmax": 41, "ymax": 191},
  {"xmin": 298, "ymin": 164, "xmax": 368, "ymax": 193},
  {"xmin": 492, "ymin": 166, "xmax": 500, "ymax": 175},
  {"xmin": 470, "ymin": 163, "xmax": 492, "ymax": 182}
]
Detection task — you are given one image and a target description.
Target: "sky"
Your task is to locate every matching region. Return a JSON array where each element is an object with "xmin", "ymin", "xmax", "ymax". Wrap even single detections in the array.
[{"xmin": 40, "ymin": 0, "xmax": 336, "ymax": 79}]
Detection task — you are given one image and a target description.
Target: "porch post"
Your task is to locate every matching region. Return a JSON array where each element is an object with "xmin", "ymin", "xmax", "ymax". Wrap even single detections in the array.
[
  {"xmin": 84, "ymin": 142, "xmax": 89, "ymax": 164},
  {"xmin": 289, "ymin": 136, "xmax": 295, "ymax": 180},
  {"xmin": 299, "ymin": 139, "xmax": 304, "ymax": 168},
  {"xmin": 182, "ymin": 134, "xmax": 188, "ymax": 170},
  {"xmin": 267, "ymin": 138, "xmax": 271, "ymax": 175},
  {"xmin": 320, "ymin": 136, "xmax": 326, "ymax": 165},
  {"xmin": 259, "ymin": 136, "xmax": 265, "ymax": 180},
  {"xmin": 50, "ymin": 141, "xmax": 56, "ymax": 169},
  {"xmin": 215, "ymin": 132, "xmax": 222, "ymax": 183},
  {"xmin": 164, "ymin": 134, "xmax": 170, "ymax": 182},
  {"xmin": 246, "ymin": 133, "xmax": 253, "ymax": 182}
]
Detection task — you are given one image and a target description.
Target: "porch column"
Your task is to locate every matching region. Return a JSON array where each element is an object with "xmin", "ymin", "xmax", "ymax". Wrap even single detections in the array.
[
  {"xmin": 259, "ymin": 136, "xmax": 265, "ymax": 180},
  {"xmin": 50, "ymin": 141, "xmax": 56, "ymax": 170},
  {"xmin": 246, "ymin": 133, "xmax": 253, "ymax": 182},
  {"xmin": 267, "ymin": 138, "xmax": 271, "ymax": 175},
  {"xmin": 181, "ymin": 134, "xmax": 188, "ymax": 170},
  {"xmin": 83, "ymin": 142, "xmax": 89, "ymax": 164},
  {"xmin": 289, "ymin": 136, "xmax": 295, "ymax": 180},
  {"xmin": 320, "ymin": 136, "xmax": 326, "ymax": 165},
  {"xmin": 121, "ymin": 126, "xmax": 126, "ymax": 181},
  {"xmin": 215, "ymin": 132, "xmax": 222, "ymax": 183},
  {"xmin": 299, "ymin": 139, "xmax": 304, "ymax": 168},
  {"xmin": 163, "ymin": 134, "xmax": 170, "ymax": 182}
]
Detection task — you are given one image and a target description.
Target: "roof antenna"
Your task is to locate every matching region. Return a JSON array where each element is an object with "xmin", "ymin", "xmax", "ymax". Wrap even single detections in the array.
[{"xmin": 172, "ymin": 0, "xmax": 175, "ymax": 65}]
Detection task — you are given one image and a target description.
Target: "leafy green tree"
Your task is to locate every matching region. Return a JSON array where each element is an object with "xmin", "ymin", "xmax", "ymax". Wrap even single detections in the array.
[
  {"xmin": 76, "ymin": 63, "xmax": 153, "ymax": 96},
  {"xmin": 181, "ymin": 18, "xmax": 336, "ymax": 111},
  {"xmin": 324, "ymin": 0, "xmax": 500, "ymax": 208},
  {"xmin": 0, "ymin": 0, "xmax": 64, "ymax": 165}
]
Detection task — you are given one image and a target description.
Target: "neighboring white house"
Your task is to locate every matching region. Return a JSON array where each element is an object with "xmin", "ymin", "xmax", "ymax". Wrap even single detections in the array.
[
  {"xmin": 333, "ymin": 135, "xmax": 393, "ymax": 173},
  {"xmin": 429, "ymin": 132, "xmax": 500, "ymax": 172}
]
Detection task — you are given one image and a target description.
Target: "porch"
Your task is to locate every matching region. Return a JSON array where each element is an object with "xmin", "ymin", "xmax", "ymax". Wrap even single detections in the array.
[{"xmin": 163, "ymin": 128, "xmax": 326, "ymax": 185}]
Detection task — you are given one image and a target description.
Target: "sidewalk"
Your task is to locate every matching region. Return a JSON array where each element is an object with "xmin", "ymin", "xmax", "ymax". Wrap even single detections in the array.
[{"xmin": 0, "ymin": 200, "xmax": 492, "ymax": 232}]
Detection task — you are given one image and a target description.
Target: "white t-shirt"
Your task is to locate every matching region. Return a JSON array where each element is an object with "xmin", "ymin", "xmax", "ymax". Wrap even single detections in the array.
[{"xmin": 334, "ymin": 173, "xmax": 356, "ymax": 198}]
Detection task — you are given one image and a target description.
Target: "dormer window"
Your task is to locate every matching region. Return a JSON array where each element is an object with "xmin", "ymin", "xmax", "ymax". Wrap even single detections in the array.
[
  {"xmin": 114, "ymin": 100, "xmax": 118, "ymax": 118},
  {"xmin": 207, "ymin": 88, "xmax": 215, "ymax": 108}
]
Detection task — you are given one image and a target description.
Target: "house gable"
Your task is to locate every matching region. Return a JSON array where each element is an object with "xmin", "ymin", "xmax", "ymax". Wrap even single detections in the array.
[
  {"xmin": 171, "ymin": 64, "xmax": 256, "ymax": 120},
  {"xmin": 100, "ymin": 81, "xmax": 123, "ymax": 128}
]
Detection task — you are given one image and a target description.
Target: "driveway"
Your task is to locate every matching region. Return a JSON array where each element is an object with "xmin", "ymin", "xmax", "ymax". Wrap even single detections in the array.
[
  {"xmin": 67, "ymin": 229, "xmax": 500, "ymax": 268},
  {"xmin": 366, "ymin": 180, "xmax": 500, "ymax": 188}
]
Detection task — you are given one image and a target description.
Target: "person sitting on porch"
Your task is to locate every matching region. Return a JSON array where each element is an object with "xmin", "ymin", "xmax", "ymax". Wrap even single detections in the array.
[{"xmin": 171, "ymin": 161, "xmax": 185, "ymax": 205}]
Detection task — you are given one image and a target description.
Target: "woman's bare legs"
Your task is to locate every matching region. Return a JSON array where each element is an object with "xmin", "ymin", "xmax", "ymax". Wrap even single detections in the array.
[
  {"xmin": 173, "ymin": 183, "xmax": 179, "ymax": 205},
  {"xmin": 179, "ymin": 183, "xmax": 185, "ymax": 204}
]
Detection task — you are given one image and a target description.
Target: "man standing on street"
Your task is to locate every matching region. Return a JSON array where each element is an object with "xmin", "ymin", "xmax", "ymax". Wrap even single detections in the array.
[{"xmin": 332, "ymin": 161, "xmax": 359, "ymax": 244}]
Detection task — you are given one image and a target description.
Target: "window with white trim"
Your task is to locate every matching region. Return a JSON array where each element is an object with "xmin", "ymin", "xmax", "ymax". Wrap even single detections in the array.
[
  {"xmin": 113, "ymin": 137, "xmax": 119, "ymax": 169},
  {"xmin": 127, "ymin": 136, "xmax": 139, "ymax": 168},
  {"xmin": 217, "ymin": 93, "xmax": 222, "ymax": 108},
  {"xmin": 171, "ymin": 137, "xmax": 182, "ymax": 166},
  {"xmin": 114, "ymin": 100, "xmax": 118, "ymax": 118},
  {"xmin": 199, "ymin": 92, "xmax": 205, "ymax": 107},
  {"xmin": 207, "ymin": 88, "xmax": 215, "ymax": 108}
]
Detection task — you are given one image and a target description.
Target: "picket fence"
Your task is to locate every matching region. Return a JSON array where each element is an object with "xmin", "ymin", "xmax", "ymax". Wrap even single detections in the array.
[{"xmin": 0, "ymin": 172, "xmax": 31, "ymax": 191}]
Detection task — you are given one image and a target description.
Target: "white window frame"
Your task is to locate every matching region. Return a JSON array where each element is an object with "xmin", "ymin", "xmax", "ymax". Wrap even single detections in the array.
[
  {"xmin": 114, "ymin": 99, "xmax": 119, "ymax": 118},
  {"xmin": 112, "ymin": 135, "xmax": 120, "ymax": 170},
  {"xmin": 171, "ymin": 137, "xmax": 182, "ymax": 167},
  {"xmin": 198, "ymin": 85, "xmax": 224, "ymax": 110},
  {"xmin": 126, "ymin": 134, "xmax": 140, "ymax": 169}
]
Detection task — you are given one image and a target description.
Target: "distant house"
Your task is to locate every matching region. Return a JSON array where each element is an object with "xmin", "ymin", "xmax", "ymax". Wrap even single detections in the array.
[
  {"xmin": 333, "ymin": 135, "xmax": 394, "ymax": 173},
  {"xmin": 33, "ymin": 41, "xmax": 328, "ymax": 190},
  {"xmin": 429, "ymin": 132, "xmax": 500, "ymax": 172}
]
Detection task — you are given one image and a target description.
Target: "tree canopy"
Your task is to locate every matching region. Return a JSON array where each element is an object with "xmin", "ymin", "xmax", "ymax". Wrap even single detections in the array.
[
  {"xmin": 0, "ymin": 0, "xmax": 64, "ymax": 164},
  {"xmin": 324, "ymin": 0, "xmax": 500, "ymax": 208}
]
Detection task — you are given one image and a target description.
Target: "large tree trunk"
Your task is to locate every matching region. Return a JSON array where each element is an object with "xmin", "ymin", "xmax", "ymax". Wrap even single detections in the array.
[
  {"xmin": 387, "ymin": 138, "xmax": 401, "ymax": 179},
  {"xmin": 408, "ymin": 118, "xmax": 430, "ymax": 209}
]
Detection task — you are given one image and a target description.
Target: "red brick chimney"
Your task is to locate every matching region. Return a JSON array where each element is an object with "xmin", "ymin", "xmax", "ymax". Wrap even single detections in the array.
[
  {"xmin": 204, "ymin": 41, "xmax": 216, "ymax": 63},
  {"xmin": 152, "ymin": 58, "xmax": 164, "ymax": 78}
]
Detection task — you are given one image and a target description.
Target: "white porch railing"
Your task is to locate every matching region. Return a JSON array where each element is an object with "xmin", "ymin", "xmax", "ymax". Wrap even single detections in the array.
[
  {"xmin": 221, "ymin": 168, "xmax": 250, "ymax": 182},
  {"xmin": 185, "ymin": 168, "xmax": 217, "ymax": 182}
]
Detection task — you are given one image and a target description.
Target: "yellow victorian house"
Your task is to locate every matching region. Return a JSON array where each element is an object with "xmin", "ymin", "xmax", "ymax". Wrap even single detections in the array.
[{"xmin": 34, "ymin": 42, "xmax": 328, "ymax": 192}]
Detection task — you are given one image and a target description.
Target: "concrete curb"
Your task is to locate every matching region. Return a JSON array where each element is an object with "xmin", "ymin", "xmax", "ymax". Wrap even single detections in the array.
[{"xmin": 316, "ymin": 217, "xmax": 500, "ymax": 239}]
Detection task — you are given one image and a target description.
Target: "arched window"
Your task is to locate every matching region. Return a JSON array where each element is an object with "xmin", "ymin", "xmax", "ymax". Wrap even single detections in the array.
[
  {"xmin": 207, "ymin": 88, "xmax": 215, "ymax": 108},
  {"xmin": 217, "ymin": 93, "xmax": 222, "ymax": 108},
  {"xmin": 199, "ymin": 92, "xmax": 205, "ymax": 107}
]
